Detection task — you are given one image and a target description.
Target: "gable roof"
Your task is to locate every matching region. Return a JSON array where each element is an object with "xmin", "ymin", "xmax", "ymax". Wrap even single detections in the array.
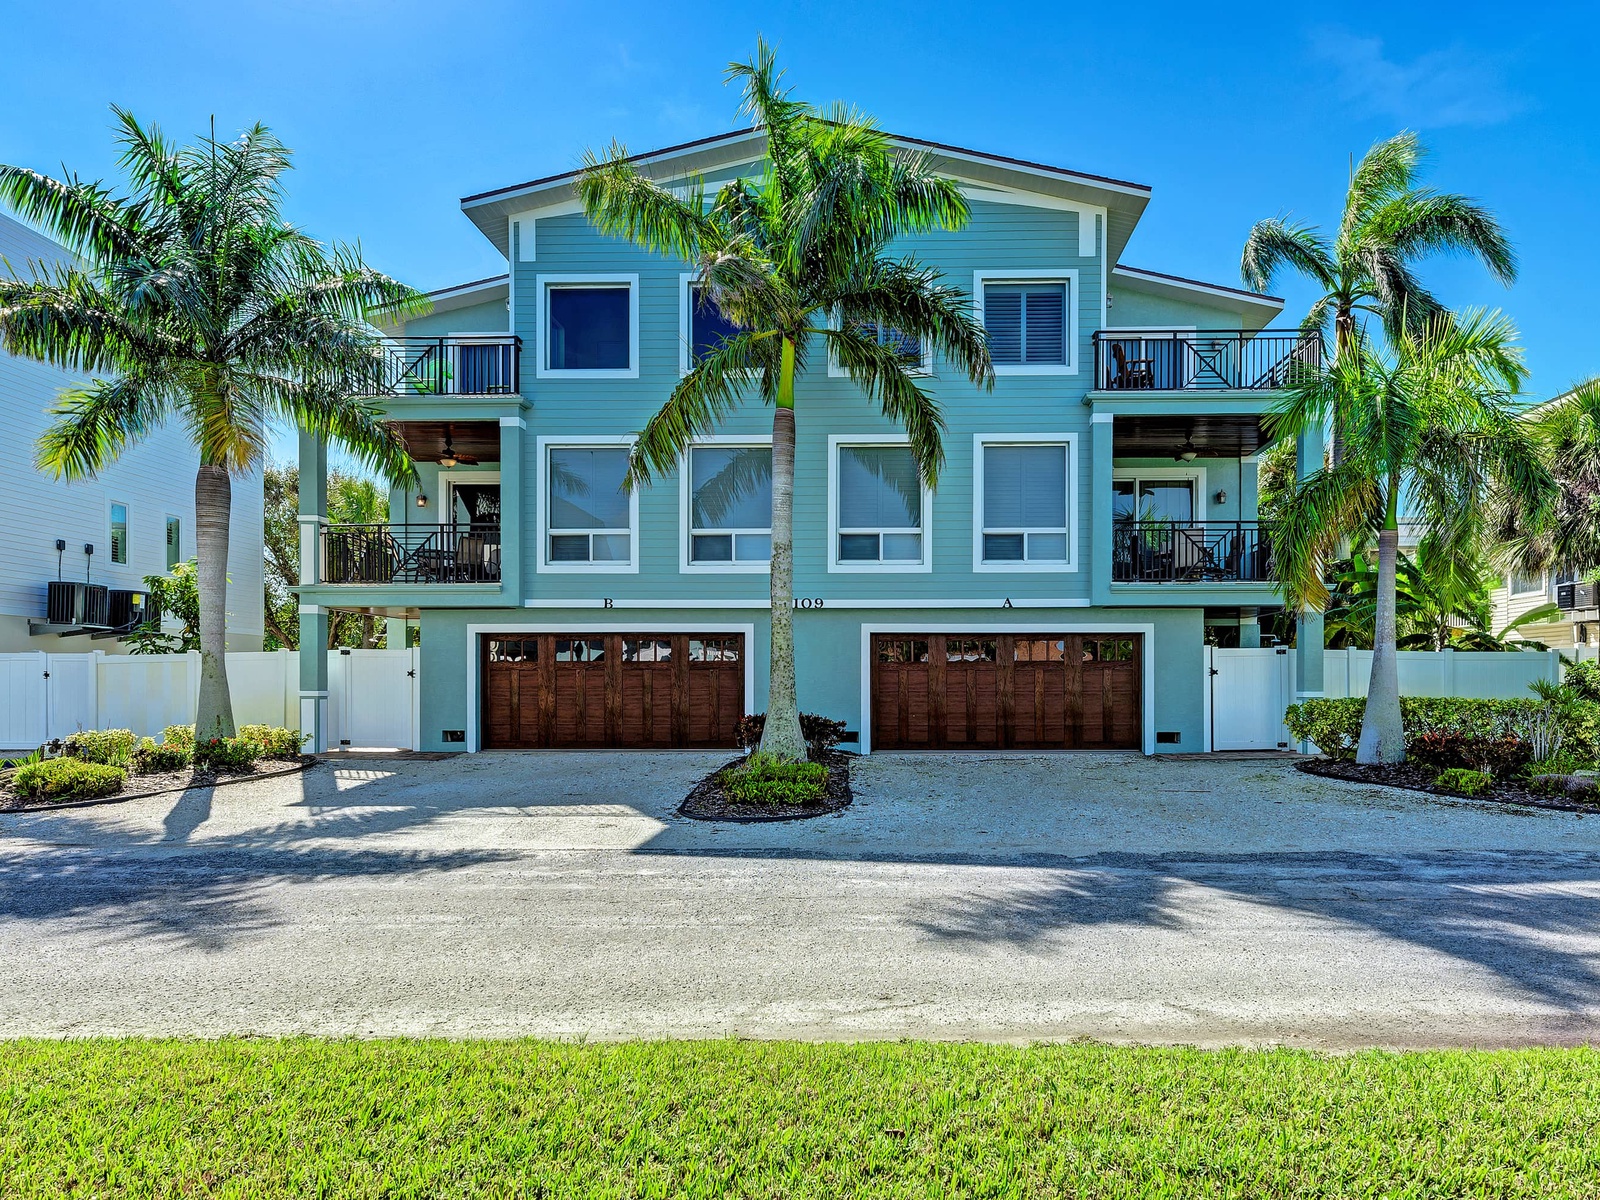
[
  {"xmin": 459, "ymin": 128, "xmax": 1152, "ymax": 263},
  {"xmin": 1111, "ymin": 265, "xmax": 1284, "ymax": 326}
]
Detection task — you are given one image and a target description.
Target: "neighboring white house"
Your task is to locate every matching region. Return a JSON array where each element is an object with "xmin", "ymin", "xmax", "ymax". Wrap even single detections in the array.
[{"xmin": 0, "ymin": 212, "xmax": 263, "ymax": 652}]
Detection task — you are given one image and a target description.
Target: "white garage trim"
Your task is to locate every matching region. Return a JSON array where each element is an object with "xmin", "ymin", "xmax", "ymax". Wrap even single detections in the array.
[
  {"xmin": 858, "ymin": 622, "xmax": 1157, "ymax": 756},
  {"xmin": 463, "ymin": 622, "xmax": 756, "ymax": 752}
]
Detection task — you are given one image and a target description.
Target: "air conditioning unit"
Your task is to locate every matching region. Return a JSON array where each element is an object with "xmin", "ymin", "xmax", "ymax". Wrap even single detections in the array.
[
  {"xmin": 47, "ymin": 581, "xmax": 110, "ymax": 627},
  {"xmin": 108, "ymin": 589, "xmax": 156, "ymax": 632},
  {"xmin": 1558, "ymin": 581, "xmax": 1598, "ymax": 611}
]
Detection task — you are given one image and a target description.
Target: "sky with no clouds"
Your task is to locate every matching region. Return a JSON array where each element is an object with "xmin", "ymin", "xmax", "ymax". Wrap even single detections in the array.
[{"xmin": 2, "ymin": 1, "xmax": 1595, "ymax": 464}]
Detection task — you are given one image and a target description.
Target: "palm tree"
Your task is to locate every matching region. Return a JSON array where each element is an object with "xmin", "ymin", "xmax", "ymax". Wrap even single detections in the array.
[
  {"xmin": 1498, "ymin": 377, "xmax": 1600, "ymax": 578},
  {"xmin": 0, "ymin": 109, "xmax": 419, "ymax": 738},
  {"xmin": 1269, "ymin": 310, "xmax": 1553, "ymax": 764},
  {"xmin": 578, "ymin": 41, "xmax": 993, "ymax": 759},
  {"xmin": 1241, "ymin": 132, "xmax": 1516, "ymax": 362}
]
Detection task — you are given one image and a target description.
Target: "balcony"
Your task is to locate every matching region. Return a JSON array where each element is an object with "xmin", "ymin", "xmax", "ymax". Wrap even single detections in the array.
[
  {"xmin": 359, "ymin": 336, "xmax": 521, "ymax": 397},
  {"xmin": 1094, "ymin": 329, "xmax": 1321, "ymax": 392},
  {"xmin": 323, "ymin": 522, "xmax": 502, "ymax": 585},
  {"xmin": 1113, "ymin": 521, "xmax": 1275, "ymax": 584}
]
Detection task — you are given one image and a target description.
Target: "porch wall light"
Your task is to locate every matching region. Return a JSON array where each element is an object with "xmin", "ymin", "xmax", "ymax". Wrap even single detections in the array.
[{"xmin": 416, "ymin": 492, "xmax": 429, "ymax": 508}]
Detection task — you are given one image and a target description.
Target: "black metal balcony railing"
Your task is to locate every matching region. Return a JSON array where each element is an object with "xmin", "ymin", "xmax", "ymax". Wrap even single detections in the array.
[
  {"xmin": 1558, "ymin": 581, "xmax": 1598, "ymax": 610},
  {"xmin": 1094, "ymin": 330, "xmax": 1321, "ymax": 391},
  {"xmin": 362, "ymin": 336, "xmax": 520, "ymax": 396},
  {"xmin": 1113, "ymin": 521, "xmax": 1275, "ymax": 583},
  {"xmin": 323, "ymin": 522, "xmax": 502, "ymax": 585}
]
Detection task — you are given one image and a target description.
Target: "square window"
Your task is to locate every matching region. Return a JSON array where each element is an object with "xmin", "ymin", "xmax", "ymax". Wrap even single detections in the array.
[
  {"xmin": 547, "ymin": 285, "xmax": 630, "ymax": 371},
  {"xmin": 546, "ymin": 446, "xmax": 634, "ymax": 567},
  {"xmin": 980, "ymin": 443, "xmax": 1070, "ymax": 567},
  {"xmin": 688, "ymin": 285, "xmax": 741, "ymax": 367},
  {"xmin": 688, "ymin": 445, "xmax": 772, "ymax": 567},
  {"xmin": 835, "ymin": 444, "xmax": 925, "ymax": 567},
  {"xmin": 982, "ymin": 282, "xmax": 1067, "ymax": 366}
]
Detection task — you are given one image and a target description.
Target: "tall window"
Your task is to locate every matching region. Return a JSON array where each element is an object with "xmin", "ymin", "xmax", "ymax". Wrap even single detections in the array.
[
  {"xmin": 688, "ymin": 284, "xmax": 740, "ymax": 367},
  {"xmin": 982, "ymin": 282, "xmax": 1067, "ymax": 366},
  {"xmin": 165, "ymin": 516, "xmax": 181, "ymax": 570},
  {"xmin": 547, "ymin": 447, "xmax": 632, "ymax": 564},
  {"xmin": 836, "ymin": 444, "xmax": 924, "ymax": 565},
  {"xmin": 689, "ymin": 445, "xmax": 771, "ymax": 565},
  {"xmin": 109, "ymin": 502, "xmax": 129, "ymax": 565},
  {"xmin": 1112, "ymin": 477, "xmax": 1195, "ymax": 525},
  {"xmin": 547, "ymin": 284, "xmax": 630, "ymax": 371},
  {"xmin": 981, "ymin": 443, "xmax": 1069, "ymax": 564}
]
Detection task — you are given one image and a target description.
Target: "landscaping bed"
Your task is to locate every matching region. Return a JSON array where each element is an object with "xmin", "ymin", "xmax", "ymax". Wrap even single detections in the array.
[
  {"xmin": 5, "ymin": 1038, "xmax": 1600, "ymax": 1197},
  {"xmin": 1297, "ymin": 757, "xmax": 1600, "ymax": 815},
  {"xmin": 0, "ymin": 757, "xmax": 310, "ymax": 812},
  {"xmin": 680, "ymin": 748, "xmax": 853, "ymax": 822}
]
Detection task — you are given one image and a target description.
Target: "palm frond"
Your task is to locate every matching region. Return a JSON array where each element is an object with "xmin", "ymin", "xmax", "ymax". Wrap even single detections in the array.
[
  {"xmin": 825, "ymin": 323, "xmax": 946, "ymax": 485},
  {"xmin": 627, "ymin": 330, "xmax": 772, "ymax": 486},
  {"xmin": 35, "ymin": 374, "xmax": 171, "ymax": 481},
  {"xmin": 1371, "ymin": 190, "xmax": 1517, "ymax": 285},
  {"xmin": 1339, "ymin": 131, "xmax": 1423, "ymax": 244},
  {"xmin": 1240, "ymin": 217, "xmax": 1337, "ymax": 293},
  {"xmin": 577, "ymin": 142, "xmax": 722, "ymax": 263}
]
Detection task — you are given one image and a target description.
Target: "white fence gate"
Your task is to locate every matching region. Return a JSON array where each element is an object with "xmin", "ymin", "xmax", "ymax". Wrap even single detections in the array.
[
  {"xmin": 0, "ymin": 648, "xmax": 418, "ymax": 751},
  {"xmin": 1209, "ymin": 646, "xmax": 1293, "ymax": 750}
]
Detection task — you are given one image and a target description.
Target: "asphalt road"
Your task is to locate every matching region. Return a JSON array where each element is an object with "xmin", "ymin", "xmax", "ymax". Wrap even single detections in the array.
[{"xmin": 4, "ymin": 751, "xmax": 1600, "ymax": 1047}]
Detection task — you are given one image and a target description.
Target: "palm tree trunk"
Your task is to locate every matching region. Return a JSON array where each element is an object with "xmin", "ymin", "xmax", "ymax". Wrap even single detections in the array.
[
  {"xmin": 1357, "ymin": 493, "xmax": 1404, "ymax": 764},
  {"xmin": 759, "ymin": 336, "xmax": 807, "ymax": 761},
  {"xmin": 194, "ymin": 462, "xmax": 237, "ymax": 739}
]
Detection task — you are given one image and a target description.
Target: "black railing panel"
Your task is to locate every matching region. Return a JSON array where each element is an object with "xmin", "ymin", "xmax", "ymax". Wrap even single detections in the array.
[
  {"xmin": 322, "ymin": 522, "xmax": 503, "ymax": 585},
  {"xmin": 1094, "ymin": 330, "xmax": 1321, "ymax": 391},
  {"xmin": 358, "ymin": 337, "xmax": 520, "ymax": 397},
  {"xmin": 1112, "ymin": 521, "xmax": 1275, "ymax": 583}
]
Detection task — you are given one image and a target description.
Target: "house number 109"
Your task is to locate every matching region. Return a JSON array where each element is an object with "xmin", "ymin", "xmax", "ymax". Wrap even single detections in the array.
[{"xmin": 795, "ymin": 597, "xmax": 825, "ymax": 610}]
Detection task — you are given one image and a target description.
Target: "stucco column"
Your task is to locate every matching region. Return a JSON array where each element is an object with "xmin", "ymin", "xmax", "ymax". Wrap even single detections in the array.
[
  {"xmin": 297, "ymin": 428, "xmax": 328, "ymax": 586},
  {"xmin": 1090, "ymin": 411, "xmax": 1114, "ymax": 605},
  {"xmin": 498, "ymin": 414, "xmax": 525, "ymax": 602},
  {"xmin": 1293, "ymin": 425, "xmax": 1326, "ymax": 705},
  {"xmin": 385, "ymin": 618, "xmax": 408, "ymax": 649},
  {"xmin": 1239, "ymin": 606, "xmax": 1262, "ymax": 648},
  {"xmin": 299, "ymin": 605, "xmax": 329, "ymax": 752}
]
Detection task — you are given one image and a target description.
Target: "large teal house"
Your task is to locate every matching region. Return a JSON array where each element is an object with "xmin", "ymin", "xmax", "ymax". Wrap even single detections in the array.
[{"xmin": 295, "ymin": 130, "xmax": 1325, "ymax": 754}]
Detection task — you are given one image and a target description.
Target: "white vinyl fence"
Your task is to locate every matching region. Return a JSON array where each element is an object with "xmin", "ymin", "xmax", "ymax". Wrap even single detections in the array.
[{"xmin": 0, "ymin": 649, "xmax": 418, "ymax": 751}]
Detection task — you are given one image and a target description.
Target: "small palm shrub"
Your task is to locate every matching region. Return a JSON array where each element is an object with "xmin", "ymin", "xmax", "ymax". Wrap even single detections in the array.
[
  {"xmin": 63, "ymin": 728, "xmax": 136, "ymax": 767},
  {"xmin": 161, "ymin": 725, "xmax": 196, "ymax": 752},
  {"xmin": 721, "ymin": 753, "xmax": 828, "ymax": 806},
  {"xmin": 130, "ymin": 736, "xmax": 193, "ymax": 775},
  {"xmin": 240, "ymin": 725, "xmax": 306, "ymax": 760},
  {"xmin": 12, "ymin": 758, "xmax": 126, "ymax": 802},
  {"xmin": 1433, "ymin": 767, "xmax": 1493, "ymax": 797},
  {"xmin": 193, "ymin": 735, "xmax": 262, "ymax": 772}
]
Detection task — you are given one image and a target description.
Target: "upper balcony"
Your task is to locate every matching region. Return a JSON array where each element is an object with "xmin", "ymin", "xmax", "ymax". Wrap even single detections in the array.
[
  {"xmin": 1093, "ymin": 329, "xmax": 1321, "ymax": 393},
  {"xmin": 356, "ymin": 336, "xmax": 521, "ymax": 398}
]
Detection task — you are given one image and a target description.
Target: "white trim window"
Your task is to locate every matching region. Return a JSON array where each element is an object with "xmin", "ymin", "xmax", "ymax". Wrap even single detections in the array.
[
  {"xmin": 109, "ymin": 501, "xmax": 130, "ymax": 565},
  {"xmin": 164, "ymin": 515, "xmax": 182, "ymax": 570},
  {"xmin": 828, "ymin": 316, "xmax": 933, "ymax": 377},
  {"xmin": 682, "ymin": 439, "xmax": 772, "ymax": 572},
  {"xmin": 829, "ymin": 437, "xmax": 930, "ymax": 573},
  {"xmin": 973, "ymin": 436, "xmax": 1077, "ymax": 571},
  {"xmin": 538, "ymin": 440, "xmax": 639, "ymax": 573},
  {"xmin": 536, "ymin": 274, "xmax": 639, "ymax": 379},
  {"xmin": 973, "ymin": 269, "xmax": 1079, "ymax": 375},
  {"xmin": 679, "ymin": 276, "xmax": 743, "ymax": 376},
  {"xmin": 1509, "ymin": 569, "xmax": 1546, "ymax": 597}
]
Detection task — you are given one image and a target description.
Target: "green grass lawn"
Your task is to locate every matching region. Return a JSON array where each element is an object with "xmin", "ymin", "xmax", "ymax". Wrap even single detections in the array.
[{"xmin": 4, "ymin": 1039, "xmax": 1600, "ymax": 1197}]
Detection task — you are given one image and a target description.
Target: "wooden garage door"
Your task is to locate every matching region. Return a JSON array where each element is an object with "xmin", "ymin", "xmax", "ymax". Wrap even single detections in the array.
[
  {"xmin": 871, "ymin": 633, "xmax": 1141, "ymax": 751},
  {"xmin": 482, "ymin": 633, "xmax": 743, "ymax": 749}
]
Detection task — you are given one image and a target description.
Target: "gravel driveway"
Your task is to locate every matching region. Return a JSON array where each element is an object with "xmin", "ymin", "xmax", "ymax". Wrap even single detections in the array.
[{"xmin": 4, "ymin": 751, "xmax": 1600, "ymax": 1047}]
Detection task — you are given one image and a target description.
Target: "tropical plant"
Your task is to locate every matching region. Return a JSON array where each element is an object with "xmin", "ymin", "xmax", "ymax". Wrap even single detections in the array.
[
  {"xmin": 1241, "ymin": 131, "xmax": 1516, "ymax": 363},
  {"xmin": 123, "ymin": 559, "xmax": 202, "ymax": 654},
  {"xmin": 0, "ymin": 109, "xmax": 421, "ymax": 738},
  {"xmin": 1322, "ymin": 548, "xmax": 1558, "ymax": 651},
  {"xmin": 263, "ymin": 462, "xmax": 389, "ymax": 649},
  {"xmin": 577, "ymin": 41, "xmax": 993, "ymax": 759},
  {"xmin": 1269, "ymin": 310, "xmax": 1553, "ymax": 764},
  {"xmin": 1497, "ymin": 376, "xmax": 1600, "ymax": 579}
]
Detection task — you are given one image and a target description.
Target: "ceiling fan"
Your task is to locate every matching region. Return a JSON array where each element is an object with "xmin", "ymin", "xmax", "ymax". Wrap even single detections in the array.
[
  {"xmin": 1173, "ymin": 429, "xmax": 1198, "ymax": 463},
  {"xmin": 437, "ymin": 426, "xmax": 479, "ymax": 468}
]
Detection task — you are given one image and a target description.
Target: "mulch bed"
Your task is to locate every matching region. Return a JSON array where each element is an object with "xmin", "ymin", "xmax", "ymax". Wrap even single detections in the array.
[
  {"xmin": 1298, "ymin": 757, "xmax": 1600, "ymax": 816},
  {"xmin": 0, "ymin": 757, "xmax": 314, "ymax": 813},
  {"xmin": 679, "ymin": 750, "xmax": 854, "ymax": 823}
]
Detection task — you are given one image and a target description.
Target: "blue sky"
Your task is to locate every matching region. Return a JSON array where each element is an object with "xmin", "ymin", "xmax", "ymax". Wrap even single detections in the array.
[{"xmin": 3, "ymin": 0, "xmax": 1596, "ymax": 465}]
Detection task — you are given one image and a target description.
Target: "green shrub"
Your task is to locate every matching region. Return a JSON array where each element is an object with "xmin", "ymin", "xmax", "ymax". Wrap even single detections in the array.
[
  {"xmin": 239, "ymin": 725, "xmax": 307, "ymax": 760},
  {"xmin": 161, "ymin": 724, "xmax": 196, "ymax": 752},
  {"xmin": 12, "ymin": 757, "xmax": 126, "ymax": 802},
  {"xmin": 1433, "ymin": 767, "xmax": 1493, "ymax": 797},
  {"xmin": 62, "ymin": 728, "xmax": 137, "ymax": 767},
  {"xmin": 193, "ymin": 735, "xmax": 262, "ymax": 772},
  {"xmin": 130, "ymin": 736, "xmax": 193, "ymax": 776},
  {"xmin": 736, "ymin": 712, "xmax": 850, "ymax": 755},
  {"xmin": 721, "ymin": 752, "xmax": 828, "ymax": 805},
  {"xmin": 1564, "ymin": 658, "xmax": 1600, "ymax": 703},
  {"xmin": 1285, "ymin": 696, "xmax": 1594, "ymax": 766}
]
